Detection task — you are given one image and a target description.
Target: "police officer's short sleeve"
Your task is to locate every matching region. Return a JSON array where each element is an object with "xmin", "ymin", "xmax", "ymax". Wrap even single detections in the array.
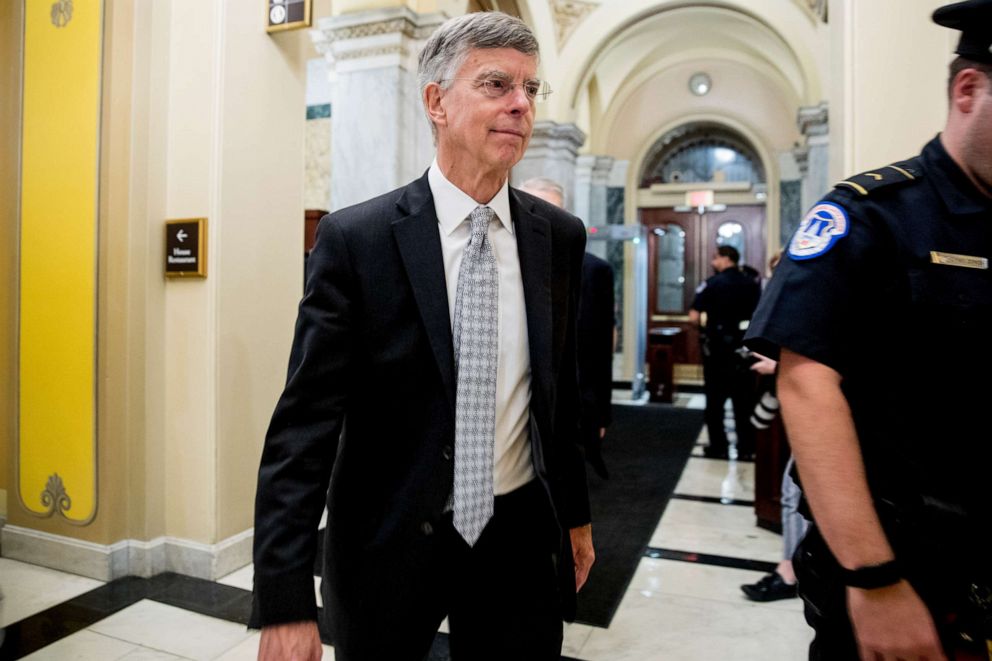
[
  {"xmin": 690, "ymin": 280, "xmax": 709, "ymax": 312},
  {"xmin": 745, "ymin": 197, "xmax": 882, "ymax": 374}
]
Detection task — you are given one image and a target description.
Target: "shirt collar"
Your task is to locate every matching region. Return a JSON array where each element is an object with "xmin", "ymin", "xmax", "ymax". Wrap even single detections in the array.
[
  {"xmin": 428, "ymin": 159, "xmax": 513, "ymax": 236},
  {"xmin": 924, "ymin": 135, "xmax": 992, "ymax": 216}
]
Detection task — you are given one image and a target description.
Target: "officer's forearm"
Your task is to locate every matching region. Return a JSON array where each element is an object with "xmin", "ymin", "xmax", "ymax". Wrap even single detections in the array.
[{"xmin": 777, "ymin": 349, "xmax": 895, "ymax": 570}]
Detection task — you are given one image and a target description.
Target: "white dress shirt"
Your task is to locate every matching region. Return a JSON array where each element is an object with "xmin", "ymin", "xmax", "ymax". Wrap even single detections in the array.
[{"xmin": 428, "ymin": 160, "xmax": 535, "ymax": 496}]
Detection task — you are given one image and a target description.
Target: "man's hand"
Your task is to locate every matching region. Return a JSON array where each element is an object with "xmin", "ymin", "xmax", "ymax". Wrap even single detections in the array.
[
  {"xmin": 748, "ymin": 351, "xmax": 777, "ymax": 376},
  {"xmin": 599, "ymin": 427, "xmax": 606, "ymax": 439},
  {"xmin": 847, "ymin": 580, "xmax": 947, "ymax": 661},
  {"xmin": 570, "ymin": 524, "xmax": 595, "ymax": 592},
  {"xmin": 258, "ymin": 621, "xmax": 322, "ymax": 661}
]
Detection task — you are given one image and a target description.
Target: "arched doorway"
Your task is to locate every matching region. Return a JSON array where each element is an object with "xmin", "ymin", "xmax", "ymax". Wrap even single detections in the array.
[{"xmin": 639, "ymin": 122, "xmax": 767, "ymax": 377}]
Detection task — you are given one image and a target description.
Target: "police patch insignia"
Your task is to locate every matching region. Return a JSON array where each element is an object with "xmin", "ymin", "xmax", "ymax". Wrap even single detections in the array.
[{"xmin": 788, "ymin": 203, "xmax": 849, "ymax": 260}]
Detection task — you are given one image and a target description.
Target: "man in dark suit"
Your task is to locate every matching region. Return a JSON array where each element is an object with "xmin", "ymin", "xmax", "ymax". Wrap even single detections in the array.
[
  {"xmin": 251, "ymin": 12, "xmax": 594, "ymax": 661},
  {"xmin": 577, "ymin": 252, "xmax": 616, "ymax": 479},
  {"xmin": 519, "ymin": 178, "xmax": 615, "ymax": 479}
]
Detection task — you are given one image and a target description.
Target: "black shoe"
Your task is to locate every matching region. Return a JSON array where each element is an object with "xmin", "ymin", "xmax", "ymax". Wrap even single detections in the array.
[
  {"xmin": 703, "ymin": 446, "xmax": 729, "ymax": 460},
  {"xmin": 741, "ymin": 572, "xmax": 798, "ymax": 602}
]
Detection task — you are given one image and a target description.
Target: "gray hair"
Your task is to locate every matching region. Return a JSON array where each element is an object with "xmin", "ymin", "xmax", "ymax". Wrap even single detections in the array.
[
  {"xmin": 418, "ymin": 12, "xmax": 539, "ymax": 137},
  {"xmin": 519, "ymin": 177, "xmax": 564, "ymax": 198}
]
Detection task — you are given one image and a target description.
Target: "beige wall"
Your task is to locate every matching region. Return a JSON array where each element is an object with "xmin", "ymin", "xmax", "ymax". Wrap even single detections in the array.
[
  {"xmin": 829, "ymin": 0, "xmax": 954, "ymax": 180},
  {"xmin": 153, "ymin": 0, "xmax": 308, "ymax": 544},
  {"xmin": 332, "ymin": 0, "xmax": 450, "ymax": 15},
  {"xmin": 214, "ymin": 5, "xmax": 309, "ymax": 541},
  {"xmin": 0, "ymin": 0, "xmax": 22, "ymax": 522}
]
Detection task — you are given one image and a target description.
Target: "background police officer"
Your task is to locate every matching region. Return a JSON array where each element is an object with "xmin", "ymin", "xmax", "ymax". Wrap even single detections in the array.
[
  {"xmin": 689, "ymin": 245, "xmax": 761, "ymax": 460},
  {"xmin": 745, "ymin": 1, "xmax": 992, "ymax": 658}
]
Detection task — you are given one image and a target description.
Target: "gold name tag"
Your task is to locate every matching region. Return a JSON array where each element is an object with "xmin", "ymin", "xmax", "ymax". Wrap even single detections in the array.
[{"xmin": 929, "ymin": 251, "xmax": 989, "ymax": 270}]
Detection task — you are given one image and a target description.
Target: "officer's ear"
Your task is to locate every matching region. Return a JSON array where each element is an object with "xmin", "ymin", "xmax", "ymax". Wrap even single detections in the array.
[{"xmin": 949, "ymin": 68, "xmax": 985, "ymax": 114}]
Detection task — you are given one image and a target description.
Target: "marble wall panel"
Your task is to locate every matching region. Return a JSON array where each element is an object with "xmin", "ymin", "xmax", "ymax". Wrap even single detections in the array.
[
  {"xmin": 304, "ymin": 114, "xmax": 331, "ymax": 211},
  {"xmin": 779, "ymin": 179, "xmax": 802, "ymax": 247},
  {"xmin": 331, "ymin": 66, "xmax": 433, "ymax": 210}
]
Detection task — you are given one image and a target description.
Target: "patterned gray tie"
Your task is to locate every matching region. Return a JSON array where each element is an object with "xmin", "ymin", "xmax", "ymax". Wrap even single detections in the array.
[{"xmin": 452, "ymin": 205, "xmax": 499, "ymax": 546}]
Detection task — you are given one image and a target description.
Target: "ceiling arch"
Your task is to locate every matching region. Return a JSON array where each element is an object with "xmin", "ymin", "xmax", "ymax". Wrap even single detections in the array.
[{"xmin": 532, "ymin": 0, "xmax": 827, "ymax": 121}]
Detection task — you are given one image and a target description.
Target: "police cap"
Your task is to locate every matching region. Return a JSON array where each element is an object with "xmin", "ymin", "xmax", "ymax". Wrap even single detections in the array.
[{"xmin": 933, "ymin": 0, "xmax": 992, "ymax": 64}]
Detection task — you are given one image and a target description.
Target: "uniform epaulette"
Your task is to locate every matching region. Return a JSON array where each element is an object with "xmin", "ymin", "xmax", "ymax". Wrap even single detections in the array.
[{"xmin": 833, "ymin": 158, "xmax": 923, "ymax": 196}]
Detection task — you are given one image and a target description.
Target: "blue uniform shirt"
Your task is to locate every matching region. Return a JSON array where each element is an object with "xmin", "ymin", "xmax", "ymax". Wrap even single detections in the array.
[{"xmin": 745, "ymin": 136, "xmax": 992, "ymax": 516}]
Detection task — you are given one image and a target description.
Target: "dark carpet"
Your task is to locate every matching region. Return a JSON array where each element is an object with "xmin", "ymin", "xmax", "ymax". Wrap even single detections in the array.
[{"xmin": 574, "ymin": 403, "xmax": 704, "ymax": 628}]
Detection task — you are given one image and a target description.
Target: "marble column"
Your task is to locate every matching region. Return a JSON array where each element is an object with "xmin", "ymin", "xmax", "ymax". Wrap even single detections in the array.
[
  {"xmin": 606, "ymin": 160, "xmax": 628, "ymax": 226},
  {"xmin": 573, "ymin": 155, "xmax": 615, "ymax": 227},
  {"xmin": 796, "ymin": 102, "xmax": 830, "ymax": 228},
  {"xmin": 511, "ymin": 120, "xmax": 585, "ymax": 212},
  {"xmin": 778, "ymin": 150, "xmax": 803, "ymax": 248},
  {"xmin": 312, "ymin": 7, "xmax": 445, "ymax": 211}
]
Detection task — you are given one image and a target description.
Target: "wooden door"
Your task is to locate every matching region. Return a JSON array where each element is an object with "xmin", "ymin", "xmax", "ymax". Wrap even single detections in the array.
[{"xmin": 641, "ymin": 204, "xmax": 765, "ymax": 368}]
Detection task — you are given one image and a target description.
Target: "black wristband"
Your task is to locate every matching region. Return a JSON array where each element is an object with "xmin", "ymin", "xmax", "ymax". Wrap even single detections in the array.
[{"xmin": 839, "ymin": 560, "xmax": 901, "ymax": 589}]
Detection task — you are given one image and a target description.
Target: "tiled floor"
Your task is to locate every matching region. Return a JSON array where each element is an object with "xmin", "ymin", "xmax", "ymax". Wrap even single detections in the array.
[{"xmin": 0, "ymin": 398, "xmax": 812, "ymax": 660}]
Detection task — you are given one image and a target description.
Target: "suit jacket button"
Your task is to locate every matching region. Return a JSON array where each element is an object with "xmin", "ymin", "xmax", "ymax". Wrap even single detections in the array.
[
  {"xmin": 421, "ymin": 521, "xmax": 434, "ymax": 536},
  {"xmin": 442, "ymin": 445, "xmax": 453, "ymax": 460}
]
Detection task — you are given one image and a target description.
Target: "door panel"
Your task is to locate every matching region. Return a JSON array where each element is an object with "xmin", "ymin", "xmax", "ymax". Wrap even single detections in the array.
[{"xmin": 641, "ymin": 205, "xmax": 765, "ymax": 369}]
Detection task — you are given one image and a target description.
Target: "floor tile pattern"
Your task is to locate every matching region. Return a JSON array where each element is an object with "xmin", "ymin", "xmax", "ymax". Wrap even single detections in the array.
[{"xmin": 0, "ymin": 399, "xmax": 812, "ymax": 660}]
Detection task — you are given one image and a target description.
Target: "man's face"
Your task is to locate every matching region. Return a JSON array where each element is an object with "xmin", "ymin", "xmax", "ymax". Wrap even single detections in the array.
[
  {"xmin": 962, "ymin": 73, "xmax": 992, "ymax": 197},
  {"xmin": 711, "ymin": 253, "xmax": 732, "ymax": 273},
  {"xmin": 435, "ymin": 48, "xmax": 537, "ymax": 178}
]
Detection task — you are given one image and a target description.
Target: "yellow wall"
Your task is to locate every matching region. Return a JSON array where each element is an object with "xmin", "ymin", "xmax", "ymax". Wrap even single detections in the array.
[
  {"xmin": 19, "ymin": 0, "xmax": 101, "ymax": 525},
  {"xmin": 7, "ymin": 0, "xmax": 308, "ymax": 553},
  {"xmin": 7, "ymin": 0, "xmax": 137, "ymax": 544},
  {"xmin": 0, "ymin": 0, "xmax": 22, "ymax": 522}
]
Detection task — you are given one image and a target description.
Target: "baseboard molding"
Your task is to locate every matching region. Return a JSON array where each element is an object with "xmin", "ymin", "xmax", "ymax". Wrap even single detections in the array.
[{"xmin": 0, "ymin": 525, "xmax": 253, "ymax": 582}]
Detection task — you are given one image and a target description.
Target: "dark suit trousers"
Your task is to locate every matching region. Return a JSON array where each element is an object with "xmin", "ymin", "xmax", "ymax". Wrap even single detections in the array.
[{"xmin": 332, "ymin": 480, "xmax": 564, "ymax": 661}]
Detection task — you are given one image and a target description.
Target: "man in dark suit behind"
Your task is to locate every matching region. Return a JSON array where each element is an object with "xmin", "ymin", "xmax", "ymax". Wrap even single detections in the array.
[
  {"xmin": 520, "ymin": 177, "xmax": 615, "ymax": 479},
  {"xmin": 251, "ymin": 12, "xmax": 594, "ymax": 661},
  {"xmin": 577, "ymin": 252, "xmax": 616, "ymax": 479}
]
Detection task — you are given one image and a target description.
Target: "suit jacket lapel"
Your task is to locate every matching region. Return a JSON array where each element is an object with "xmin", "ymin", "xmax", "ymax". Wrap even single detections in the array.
[
  {"xmin": 511, "ymin": 189, "xmax": 553, "ymax": 417},
  {"xmin": 393, "ymin": 173, "xmax": 456, "ymax": 413}
]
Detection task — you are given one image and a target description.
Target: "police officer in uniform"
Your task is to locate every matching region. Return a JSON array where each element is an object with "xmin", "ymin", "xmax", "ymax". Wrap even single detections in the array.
[
  {"xmin": 690, "ymin": 245, "xmax": 761, "ymax": 460},
  {"xmin": 745, "ymin": 2, "xmax": 992, "ymax": 658}
]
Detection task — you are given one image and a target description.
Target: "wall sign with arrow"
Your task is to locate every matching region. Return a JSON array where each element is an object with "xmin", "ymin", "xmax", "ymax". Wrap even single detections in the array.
[{"xmin": 165, "ymin": 218, "xmax": 207, "ymax": 278}]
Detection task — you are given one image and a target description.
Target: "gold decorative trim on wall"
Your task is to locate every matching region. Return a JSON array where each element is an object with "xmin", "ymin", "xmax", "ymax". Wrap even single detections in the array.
[
  {"xmin": 40, "ymin": 473, "xmax": 72, "ymax": 518},
  {"xmin": 550, "ymin": 0, "xmax": 597, "ymax": 50},
  {"xmin": 18, "ymin": 0, "xmax": 102, "ymax": 524},
  {"xmin": 50, "ymin": 0, "xmax": 73, "ymax": 27},
  {"xmin": 795, "ymin": 0, "xmax": 828, "ymax": 23}
]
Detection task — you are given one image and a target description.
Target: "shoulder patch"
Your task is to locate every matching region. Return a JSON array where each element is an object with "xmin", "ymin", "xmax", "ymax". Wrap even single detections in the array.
[
  {"xmin": 788, "ymin": 202, "xmax": 850, "ymax": 261},
  {"xmin": 833, "ymin": 158, "xmax": 923, "ymax": 196}
]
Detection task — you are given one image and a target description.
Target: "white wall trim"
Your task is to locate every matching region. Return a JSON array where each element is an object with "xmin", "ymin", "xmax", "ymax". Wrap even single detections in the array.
[{"xmin": 0, "ymin": 525, "xmax": 253, "ymax": 582}]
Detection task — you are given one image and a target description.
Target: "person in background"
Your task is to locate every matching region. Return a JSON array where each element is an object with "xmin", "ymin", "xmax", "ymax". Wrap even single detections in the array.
[
  {"xmin": 689, "ymin": 245, "xmax": 761, "ymax": 460},
  {"xmin": 519, "ymin": 177, "xmax": 616, "ymax": 480},
  {"xmin": 741, "ymin": 249, "xmax": 805, "ymax": 602},
  {"xmin": 745, "ymin": 1, "xmax": 992, "ymax": 657},
  {"xmin": 740, "ymin": 351, "xmax": 807, "ymax": 603}
]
